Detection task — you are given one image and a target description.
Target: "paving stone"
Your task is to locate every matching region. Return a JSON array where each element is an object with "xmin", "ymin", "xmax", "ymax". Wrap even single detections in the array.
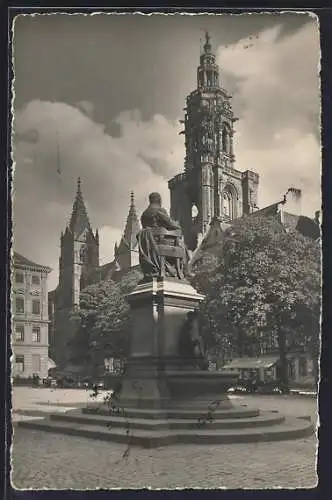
[{"xmin": 11, "ymin": 392, "xmax": 319, "ymax": 490}]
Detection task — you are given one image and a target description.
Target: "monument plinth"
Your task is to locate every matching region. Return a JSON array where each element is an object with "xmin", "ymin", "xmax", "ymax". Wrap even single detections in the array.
[
  {"xmin": 18, "ymin": 192, "xmax": 314, "ymax": 446},
  {"xmin": 119, "ymin": 277, "xmax": 237, "ymax": 410}
]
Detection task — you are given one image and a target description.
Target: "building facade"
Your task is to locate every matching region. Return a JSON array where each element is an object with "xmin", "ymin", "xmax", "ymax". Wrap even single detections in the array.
[
  {"xmin": 169, "ymin": 32, "xmax": 259, "ymax": 251},
  {"xmin": 48, "ymin": 33, "xmax": 320, "ymax": 371},
  {"xmin": 12, "ymin": 253, "xmax": 52, "ymax": 379},
  {"xmin": 48, "ymin": 182, "xmax": 140, "ymax": 368},
  {"xmin": 48, "ymin": 177, "xmax": 99, "ymax": 368}
]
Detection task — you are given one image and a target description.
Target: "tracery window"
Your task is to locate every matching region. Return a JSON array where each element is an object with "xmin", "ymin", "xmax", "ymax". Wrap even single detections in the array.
[
  {"xmin": 192, "ymin": 204, "xmax": 198, "ymax": 219},
  {"xmin": 222, "ymin": 190, "xmax": 233, "ymax": 219}
]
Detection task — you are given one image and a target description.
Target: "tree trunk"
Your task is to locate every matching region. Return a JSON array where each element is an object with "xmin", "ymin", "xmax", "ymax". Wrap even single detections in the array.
[{"xmin": 278, "ymin": 328, "xmax": 289, "ymax": 392}]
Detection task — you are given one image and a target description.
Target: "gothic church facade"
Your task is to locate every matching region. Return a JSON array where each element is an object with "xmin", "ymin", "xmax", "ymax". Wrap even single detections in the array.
[
  {"xmin": 49, "ymin": 33, "xmax": 319, "ymax": 368},
  {"xmin": 169, "ymin": 33, "xmax": 259, "ymax": 251},
  {"xmin": 48, "ymin": 182, "xmax": 140, "ymax": 367}
]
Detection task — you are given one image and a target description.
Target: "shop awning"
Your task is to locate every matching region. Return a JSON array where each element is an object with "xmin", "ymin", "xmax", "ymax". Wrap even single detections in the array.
[
  {"xmin": 222, "ymin": 356, "xmax": 280, "ymax": 370},
  {"xmin": 47, "ymin": 358, "xmax": 56, "ymax": 370}
]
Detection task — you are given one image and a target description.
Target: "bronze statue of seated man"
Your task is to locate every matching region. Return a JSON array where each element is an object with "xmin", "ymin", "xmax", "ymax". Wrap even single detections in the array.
[{"xmin": 137, "ymin": 192, "xmax": 189, "ymax": 280}]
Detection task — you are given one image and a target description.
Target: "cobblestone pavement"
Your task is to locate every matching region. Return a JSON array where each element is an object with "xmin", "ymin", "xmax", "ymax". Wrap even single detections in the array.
[
  {"xmin": 10, "ymin": 394, "xmax": 318, "ymax": 490},
  {"xmin": 11, "ymin": 387, "xmax": 108, "ymax": 422}
]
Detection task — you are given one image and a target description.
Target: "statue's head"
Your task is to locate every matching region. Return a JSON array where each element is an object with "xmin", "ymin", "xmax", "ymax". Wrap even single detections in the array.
[{"xmin": 149, "ymin": 192, "xmax": 162, "ymax": 206}]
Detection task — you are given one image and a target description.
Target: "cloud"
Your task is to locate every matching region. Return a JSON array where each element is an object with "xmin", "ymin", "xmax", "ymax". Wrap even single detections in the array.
[
  {"xmin": 98, "ymin": 226, "xmax": 123, "ymax": 265},
  {"xmin": 12, "ymin": 100, "xmax": 184, "ymax": 289},
  {"xmin": 216, "ymin": 20, "xmax": 321, "ymax": 213},
  {"xmin": 75, "ymin": 100, "xmax": 95, "ymax": 120},
  {"xmin": 12, "ymin": 19, "xmax": 321, "ymax": 290}
]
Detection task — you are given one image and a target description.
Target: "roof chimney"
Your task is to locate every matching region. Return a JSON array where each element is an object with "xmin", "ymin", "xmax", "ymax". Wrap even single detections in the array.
[{"xmin": 283, "ymin": 187, "xmax": 302, "ymax": 216}]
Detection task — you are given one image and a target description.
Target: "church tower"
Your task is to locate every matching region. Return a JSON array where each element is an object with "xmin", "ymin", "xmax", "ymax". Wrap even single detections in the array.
[
  {"xmin": 52, "ymin": 178, "xmax": 99, "ymax": 366},
  {"xmin": 58, "ymin": 177, "xmax": 99, "ymax": 310},
  {"xmin": 114, "ymin": 191, "xmax": 140, "ymax": 271},
  {"xmin": 169, "ymin": 32, "xmax": 259, "ymax": 250}
]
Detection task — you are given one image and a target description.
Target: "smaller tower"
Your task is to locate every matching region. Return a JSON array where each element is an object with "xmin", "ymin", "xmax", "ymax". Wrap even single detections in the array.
[
  {"xmin": 114, "ymin": 191, "xmax": 141, "ymax": 271},
  {"xmin": 242, "ymin": 170, "xmax": 259, "ymax": 215},
  {"xmin": 53, "ymin": 178, "xmax": 100, "ymax": 367}
]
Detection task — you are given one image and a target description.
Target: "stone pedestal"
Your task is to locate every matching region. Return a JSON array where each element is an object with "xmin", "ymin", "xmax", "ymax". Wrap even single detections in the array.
[
  {"xmin": 19, "ymin": 279, "xmax": 314, "ymax": 446},
  {"xmin": 119, "ymin": 278, "xmax": 205, "ymax": 409},
  {"xmin": 118, "ymin": 278, "xmax": 238, "ymax": 410}
]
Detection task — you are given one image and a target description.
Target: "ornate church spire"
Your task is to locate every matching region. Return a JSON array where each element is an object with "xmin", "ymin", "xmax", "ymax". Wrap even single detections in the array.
[
  {"xmin": 197, "ymin": 31, "xmax": 219, "ymax": 89},
  {"xmin": 122, "ymin": 191, "xmax": 140, "ymax": 250},
  {"xmin": 203, "ymin": 31, "xmax": 212, "ymax": 53},
  {"xmin": 69, "ymin": 177, "xmax": 91, "ymax": 237}
]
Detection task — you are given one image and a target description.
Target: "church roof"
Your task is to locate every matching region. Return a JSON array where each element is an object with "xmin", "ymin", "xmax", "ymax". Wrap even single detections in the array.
[
  {"xmin": 117, "ymin": 191, "xmax": 140, "ymax": 252},
  {"xmin": 190, "ymin": 206, "xmax": 320, "ymax": 268},
  {"xmin": 69, "ymin": 177, "xmax": 91, "ymax": 237},
  {"xmin": 189, "ymin": 217, "xmax": 231, "ymax": 266},
  {"xmin": 84, "ymin": 260, "xmax": 117, "ymax": 285},
  {"xmin": 253, "ymin": 199, "xmax": 320, "ymax": 240},
  {"xmin": 13, "ymin": 252, "xmax": 52, "ymax": 272}
]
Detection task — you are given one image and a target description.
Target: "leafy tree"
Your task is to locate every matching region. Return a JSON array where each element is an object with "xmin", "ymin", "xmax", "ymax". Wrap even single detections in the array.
[
  {"xmin": 69, "ymin": 268, "xmax": 143, "ymax": 373},
  {"xmin": 190, "ymin": 215, "xmax": 321, "ymax": 389}
]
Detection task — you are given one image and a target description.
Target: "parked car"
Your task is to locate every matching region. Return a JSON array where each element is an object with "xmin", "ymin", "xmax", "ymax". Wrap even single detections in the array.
[
  {"xmin": 228, "ymin": 378, "xmax": 289, "ymax": 395},
  {"xmin": 42, "ymin": 377, "xmax": 57, "ymax": 387}
]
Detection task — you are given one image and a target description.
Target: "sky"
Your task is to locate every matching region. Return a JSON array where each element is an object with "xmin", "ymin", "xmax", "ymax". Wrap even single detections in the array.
[{"xmin": 12, "ymin": 12, "xmax": 321, "ymax": 290}]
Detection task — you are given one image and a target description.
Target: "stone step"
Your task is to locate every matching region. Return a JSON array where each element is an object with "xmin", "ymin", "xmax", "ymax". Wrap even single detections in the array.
[
  {"xmin": 50, "ymin": 409, "xmax": 285, "ymax": 430},
  {"xmin": 12, "ymin": 406, "xmax": 78, "ymax": 423},
  {"xmin": 12, "ymin": 414, "xmax": 45, "ymax": 423},
  {"xmin": 81, "ymin": 405, "xmax": 260, "ymax": 420},
  {"xmin": 13, "ymin": 406, "xmax": 77, "ymax": 416},
  {"xmin": 18, "ymin": 415, "xmax": 314, "ymax": 447}
]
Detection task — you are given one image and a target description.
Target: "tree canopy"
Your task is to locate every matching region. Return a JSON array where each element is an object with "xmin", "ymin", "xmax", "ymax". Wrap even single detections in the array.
[
  {"xmin": 69, "ymin": 268, "xmax": 143, "ymax": 369},
  {"xmin": 190, "ymin": 215, "xmax": 321, "ymax": 383}
]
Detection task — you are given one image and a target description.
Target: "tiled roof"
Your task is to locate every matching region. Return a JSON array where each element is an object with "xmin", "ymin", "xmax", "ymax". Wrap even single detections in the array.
[
  {"xmin": 13, "ymin": 252, "xmax": 52, "ymax": 271},
  {"xmin": 251, "ymin": 203, "xmax": 280, "ymax": 217},
  {"xmin": 117, "ymin": 192, "xmax": 140, "ymax": 252},
  {"xmin": 69, "ymin": 178, "xmax": 91, "ymax": 237}
]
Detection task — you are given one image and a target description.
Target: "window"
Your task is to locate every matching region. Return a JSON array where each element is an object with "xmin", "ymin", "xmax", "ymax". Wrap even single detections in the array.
[
  {"xmin": 223, "ymin": 191, "xmax": 232, "ymax": 219},
  {"xmin": 31, "ymin": 274, "xmax": 40, "ymax": 285},
  {"xmin": 15, "ymin": 355, "xmax": 24, "ymax": 372},
  {"xmin": 222, "ymin": 125, "xmax": 231, "ymax": 154},
  {"xmin": 15, "ymin": 272, "xmax": 24, "ymax": 284},
  {"xmin": 32, "ymin": 326, "xmax": 41, "ymax": 343},
  {"xmin": 32, "ymin": 354, "xmax": 41, "ymax": 372},
  {"xmin": 15, "ymin": 297, "xmax": 25, "ymax": 314},
  {"xmin": 32, "ymin": 300, "xmax": 40, "ymax": 315},
  {"xmin": 15, "ymin": 324, "xmax": 25, "ymax": 342}
]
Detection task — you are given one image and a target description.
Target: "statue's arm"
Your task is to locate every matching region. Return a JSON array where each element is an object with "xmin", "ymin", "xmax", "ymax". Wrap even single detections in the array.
[{"xmin": 157, "ymin": 208, "xmax": 181, "ymax": 230}]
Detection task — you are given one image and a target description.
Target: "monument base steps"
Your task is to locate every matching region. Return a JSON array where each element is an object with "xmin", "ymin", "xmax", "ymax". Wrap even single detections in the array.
[{"xmin": 17, "ymin": 405, "xmax": 314, "ymax": 447}]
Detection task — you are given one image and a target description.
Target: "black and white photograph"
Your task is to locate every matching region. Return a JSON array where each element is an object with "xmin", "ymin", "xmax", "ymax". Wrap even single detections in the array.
[{"xmin": 10, "ymin": 11, "xmax": 321, "ymax": 490}]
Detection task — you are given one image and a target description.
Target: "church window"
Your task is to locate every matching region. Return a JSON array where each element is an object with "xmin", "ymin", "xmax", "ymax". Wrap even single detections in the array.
[
  {"xmin": 223, "ymin": 191, "xmax": 233, "ymax": 219},
  {"xmin": 222, "ymin": 125, "xmax": 231, "ymax": 154}
]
